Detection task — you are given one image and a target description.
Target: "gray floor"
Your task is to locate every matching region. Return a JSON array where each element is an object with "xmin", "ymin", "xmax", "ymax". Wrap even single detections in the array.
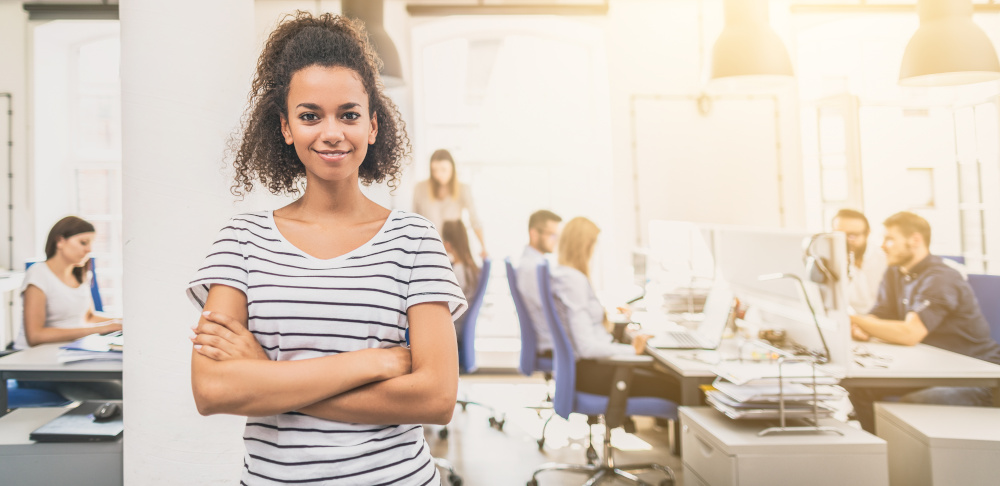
[{"xmin": 428, "ymin": 374, "xmax": 683, "ymax": 486}]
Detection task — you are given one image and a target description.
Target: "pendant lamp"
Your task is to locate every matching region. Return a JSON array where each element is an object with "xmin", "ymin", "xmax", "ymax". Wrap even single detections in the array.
[
  {"xmin": 709, "ymin": 0, "xmax": 794, "ymax": 87},
  {"xmin": 342, "ymin": 0, "xmax": 404, "ymax": 88},
  {"xmin": 899, "ymin": 0, "xmax": 1000, "ymax": 87}
]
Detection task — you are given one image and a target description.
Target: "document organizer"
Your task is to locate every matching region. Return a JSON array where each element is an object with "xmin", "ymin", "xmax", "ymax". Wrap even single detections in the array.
[{"xmin": 757, "ymin": 356, "xmax": 843, "ymax": 437}]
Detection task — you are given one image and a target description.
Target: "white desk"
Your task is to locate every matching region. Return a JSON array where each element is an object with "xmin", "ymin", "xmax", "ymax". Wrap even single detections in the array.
[
  {"xmin": 0, "ymin": 407, "xmax": 123, "ymax": 486},
  {"xmin": 645, "ymin": 341, "xmax": 1000, "ymax": 407},
  {"xmin": 0, "ymin": 343, "xmax": 122, "ymax": 415}
]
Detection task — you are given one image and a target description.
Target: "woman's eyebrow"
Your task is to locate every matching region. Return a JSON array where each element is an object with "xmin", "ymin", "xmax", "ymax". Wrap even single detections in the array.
[{"xmin": 295, "ymin": 102, "xmax": 322, "ymax": 111}]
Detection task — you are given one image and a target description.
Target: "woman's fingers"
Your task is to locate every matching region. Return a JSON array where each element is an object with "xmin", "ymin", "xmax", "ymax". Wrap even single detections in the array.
[{"xmin": 202, "ymin": 311, "xmax": 248, "ymax": 335}]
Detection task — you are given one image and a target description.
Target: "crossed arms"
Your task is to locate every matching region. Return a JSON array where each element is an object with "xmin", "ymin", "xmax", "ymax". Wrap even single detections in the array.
[{"xmin": 190, "ymin": 284, "xmax": 459, "ymax": 425}]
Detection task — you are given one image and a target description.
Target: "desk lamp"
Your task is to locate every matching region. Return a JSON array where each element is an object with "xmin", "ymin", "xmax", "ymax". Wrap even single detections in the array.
[{"xmin": 758, "ymin": 273, "xmax": 830, "ymax": 364}]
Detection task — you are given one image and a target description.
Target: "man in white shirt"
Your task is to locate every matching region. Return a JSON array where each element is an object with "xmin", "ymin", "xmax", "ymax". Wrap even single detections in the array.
[
  {"xmin": 833, "ymin": 209, "xmax": 887, "ymax": 315},
  {"xmin": 516, "ymin": 210, "xmax": 562, "ymax": 353}
]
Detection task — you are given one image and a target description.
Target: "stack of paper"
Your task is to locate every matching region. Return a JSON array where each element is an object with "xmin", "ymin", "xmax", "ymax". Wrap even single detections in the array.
[
  {"xmin": 57, "ymin": 332, "xmax": 123, "ymax": 363},
  {"xmin": 706, "ymin": 361, "xmax": 844, "ymax": 420}
]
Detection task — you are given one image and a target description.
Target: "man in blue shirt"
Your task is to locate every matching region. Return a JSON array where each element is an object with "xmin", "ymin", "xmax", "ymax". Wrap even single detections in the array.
[{"xmin": 848, "ymin": 211, "xmax": 1000, "ymax": 432}]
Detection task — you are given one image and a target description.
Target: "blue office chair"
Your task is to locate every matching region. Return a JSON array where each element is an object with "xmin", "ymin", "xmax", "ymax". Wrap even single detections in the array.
[
  {"xmin": 968, "ymin": 274, "xmax": 1000, "ymax": 344},
  {"xmin": 529, "ymin": 260, "xmax": 676, "ymax": 486},
  {"xmin": 25, "ymin": 257, "xmax": 103, "ymax": 312},
  {"xmin": 940, "ymin": 255, "xmax": 966, "ymax": 266},
  {"xmin": 7, "ymin": 258, "xmax": 105, "ymax": 410},
  {"xmin": 504, "ymin": 257, "xmax": 557, "ymax": 449},
  {"xmin": 445, "ymin": 258, "xmax": 504, "ymax": 436}
]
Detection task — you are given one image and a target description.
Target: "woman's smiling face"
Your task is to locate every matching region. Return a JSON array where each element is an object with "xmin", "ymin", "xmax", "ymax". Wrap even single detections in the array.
[{"xmin": 280, "ymin": 65, "xmax": 378, "ymax": 184}]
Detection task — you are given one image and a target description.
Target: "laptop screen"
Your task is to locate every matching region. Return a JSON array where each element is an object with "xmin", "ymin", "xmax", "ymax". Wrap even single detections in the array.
[{"xmin": 696, "ymin": 285, "xmax": 735, "ymax": 344}]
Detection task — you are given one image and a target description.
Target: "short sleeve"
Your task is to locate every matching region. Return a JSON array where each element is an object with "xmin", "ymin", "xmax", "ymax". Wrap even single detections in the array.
[
  {"xmin": 20, "ymin": 263, "xmax": 49, "ymax": 296},
  {"xmin": 405, "ymin": 226, "xmax": 468, "ymax": 320},
  {"xmin": 910, "ymin": 273, "xmax": 959, "ymax": 333},
  {"xmin": 185, "ymin": 222, "xmax": 249, "ymax": 310}
]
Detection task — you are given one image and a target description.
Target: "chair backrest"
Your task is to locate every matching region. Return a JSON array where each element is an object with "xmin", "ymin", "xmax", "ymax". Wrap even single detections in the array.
[
  {"xmin": 505, "ymin": 257, "xmax": 540, "ymax": 377},
  {"xmin": 25, "ymin": 257, "xmax": 103, "ymax": 312},
  {"xmin": 537, "ymin": 260, "xmax": 577, "ymax": 419},
  {"xmin": 940, "ymin": 255, "xmax": 966, "ymax": 265},
  {"xmin": 457, "ymin": 258, "xmax": 491, "ymax": 374},
  {"xmin": 968, "ymin": 274, "xmax": 1000, "ymax": 344}
]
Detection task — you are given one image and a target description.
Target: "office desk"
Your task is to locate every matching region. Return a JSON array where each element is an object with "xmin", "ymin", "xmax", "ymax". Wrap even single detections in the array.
[
  {"xmin": 644, "ymin": 341, "xmax": 1000, "ymax": 407},
  {"xmin": 0, "ymin": 343, "xmax": 122, "ymax": 415}
]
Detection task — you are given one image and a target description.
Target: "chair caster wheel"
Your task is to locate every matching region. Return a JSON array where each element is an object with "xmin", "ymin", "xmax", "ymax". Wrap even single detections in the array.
[
  {"xmin": 659, "ymin": 479, "xmax": 674, "ymax": 486},
  {"xmin": 526, "ymin": 480, "xmax": 538, "ymax": 486},
  {"xmin": 438, "ymin": 427, "xmax": 449, "ymax": 439},
  {"xmin": 536, "ymin": 438, "xmax": 545, "ymax": 451},
  {"xmin": 586, "ymin": 446, "xmax": 598, "ymax": 465},
  {"xmin": 489, "ymin": 417, "xmax": 505, "ymax": 430},
  {"xmin": 448, "ymin": 473, "xmax": 463, "ymax": 486},
  {"xmin": 460, "ymin": 403, "xmax": 468, "ymax": 411}
]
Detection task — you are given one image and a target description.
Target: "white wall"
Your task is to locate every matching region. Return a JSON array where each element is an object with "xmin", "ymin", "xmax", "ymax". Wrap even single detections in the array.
[
  {"xmin": 606, "ymin": 0, "xmax": 806, "ymax": 267},
  {"xmin": 120, "ymin": 0, "xmax": 255, "ymax": 483},
  {"xmin": 0, "ymin": 1, "xmax": 35, "ymax": 345}
]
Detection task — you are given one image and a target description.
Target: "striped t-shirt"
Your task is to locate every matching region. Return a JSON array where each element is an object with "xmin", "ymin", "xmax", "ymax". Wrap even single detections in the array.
[{"xmin": 186, "ymin": 209, "xmax": 467, "ymax": 486}]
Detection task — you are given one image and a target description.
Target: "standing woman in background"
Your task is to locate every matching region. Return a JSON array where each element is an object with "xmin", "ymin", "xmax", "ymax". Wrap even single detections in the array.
[
  {"xmin": 15, "ymin": 215, "xmax": 122, "ymax": 400},
  {"xmin": 413, "ymin": 149, "xmax": 487, "ymax": 256}
]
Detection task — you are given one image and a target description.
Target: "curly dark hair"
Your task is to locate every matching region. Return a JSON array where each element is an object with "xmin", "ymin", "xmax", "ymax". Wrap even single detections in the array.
[{"xmin": 231, "ymin": 11, "xmax": 410, "ymax": 196}]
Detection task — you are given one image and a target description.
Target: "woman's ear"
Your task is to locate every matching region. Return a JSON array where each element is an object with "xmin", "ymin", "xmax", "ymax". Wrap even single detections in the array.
[
  {"xmin": 368, "ymin": 111, "xmax": 378, "ymax": 145},
  {"xmin": 279, "ymin": 114, "xmax": 293, "ymax": 145}
]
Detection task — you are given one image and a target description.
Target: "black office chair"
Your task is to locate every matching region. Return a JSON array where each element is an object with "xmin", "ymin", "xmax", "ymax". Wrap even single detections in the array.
[{"xmin": 529, "ymin": 260, "xmax": 676, "ymax": 486}]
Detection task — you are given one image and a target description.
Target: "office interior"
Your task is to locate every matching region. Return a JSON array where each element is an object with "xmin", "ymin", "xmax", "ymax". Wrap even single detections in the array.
[{"xmin": 1, "ymin": 0, "xmax": 999, "ymax": 484}]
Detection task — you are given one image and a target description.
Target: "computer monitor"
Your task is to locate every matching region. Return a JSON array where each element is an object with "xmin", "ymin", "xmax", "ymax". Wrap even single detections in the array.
[{"xmin": 710, "ymin": 226, "xmax": 851, "ymax": 367}]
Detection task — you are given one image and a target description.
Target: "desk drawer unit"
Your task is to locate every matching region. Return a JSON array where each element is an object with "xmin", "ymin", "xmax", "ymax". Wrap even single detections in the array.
[
  {"xmin": 875, "ymin": 403, "xmax": 1000, "ymax": 486},
  {"xmin": 680, "ymin": 406, "xmax": 888, "ymax": 486}
]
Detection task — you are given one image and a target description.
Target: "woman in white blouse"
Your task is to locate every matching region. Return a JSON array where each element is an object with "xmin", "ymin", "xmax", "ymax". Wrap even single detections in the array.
[
  {"xmin": 16, "ymin": 215, "xmax": 122, "ymax": 400},
  {"xmin": 552, "ymin": 217, "xmax": 680, "ymax": 402},
  {"xmin": 18, "ymin": 216, "xmax": 121, "ymax": 349}
]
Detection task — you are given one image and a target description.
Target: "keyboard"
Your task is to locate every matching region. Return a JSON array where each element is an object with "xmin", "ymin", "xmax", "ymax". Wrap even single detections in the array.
[{"xmin": 665, "ymin": 331, "xmax": 701, "ymax": 348}]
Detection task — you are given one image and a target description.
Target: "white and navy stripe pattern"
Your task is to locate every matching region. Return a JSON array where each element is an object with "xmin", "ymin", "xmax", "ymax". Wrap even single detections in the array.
[{"xmin": 187, "ymin": 210, "xmax": 466, "ymax": 486}]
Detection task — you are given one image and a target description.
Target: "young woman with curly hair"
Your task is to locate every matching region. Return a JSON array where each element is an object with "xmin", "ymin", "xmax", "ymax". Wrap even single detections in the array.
[{"xmin": 186, "ymin": 12, "xmax": 466, "ymax": 485}]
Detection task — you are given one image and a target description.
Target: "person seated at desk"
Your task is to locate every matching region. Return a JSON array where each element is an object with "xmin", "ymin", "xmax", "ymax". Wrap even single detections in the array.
[
  {"xmin": 551, "ymin": 217, "xmax": 680, "ymax": 403},
  {"xmin": 832, "ymin": 209, "xmax": 886, "ymax": 315},
  {"xmin": 441, "ymin": 220, "xmax": 480, "ymax": 302},
  {"xmin": 848, "ymin": 211, "xmax": 1000, "ymax": 432},
  {"xmin": 517, "ymin": 209, "xmax": 562, "ymax": 354},
  {"xmin": 14, "ymin": 216, "xmax": 122, "ymax": 400}
]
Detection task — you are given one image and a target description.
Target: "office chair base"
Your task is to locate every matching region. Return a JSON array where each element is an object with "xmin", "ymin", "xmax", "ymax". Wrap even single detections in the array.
[
  {"xmin": 433, "ymin": 457, "xmax": 463, "ymax": 486},
  {"xmin": 528, "ymin": 462, "xmax": 674, "ymax": 486},
  {"xmin": 456, "ymin": 399, "xmax": 506, "ymax": 431}
]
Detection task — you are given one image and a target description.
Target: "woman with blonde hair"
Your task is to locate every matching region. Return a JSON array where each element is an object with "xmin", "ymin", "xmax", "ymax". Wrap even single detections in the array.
[
  {"xmin": 552, "ymin": 216, "xmax": 680, "ymax": 401},
  {"xmin": 412, "ymin": 149, "xmax": 487, "ymax": 256}
]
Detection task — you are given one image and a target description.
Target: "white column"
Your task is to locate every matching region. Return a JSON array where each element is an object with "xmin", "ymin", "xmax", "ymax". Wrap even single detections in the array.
[{"xmin": 120, "ymin": 1, "xmax": 254, "ymax": 483}]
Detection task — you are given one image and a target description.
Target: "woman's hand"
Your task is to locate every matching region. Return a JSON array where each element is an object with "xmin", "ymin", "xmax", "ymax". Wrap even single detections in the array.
[
  {"xmin": 378, "ymin": 346, "xmax": 412, "ymax": 380},
  {"xmin": 632, "ymin": 333, "xmax": 653, "ymax": 355},
  {"xmin": 851, "ymin": 322, "xmax": 871, "ymax": 342},
  {"xmin": 191, "ymin": 311, "xmax": 269, "ymax": 361},
  {"xmin": 99, "ymin": 321, "xmax": 122, "ymax": 334}
]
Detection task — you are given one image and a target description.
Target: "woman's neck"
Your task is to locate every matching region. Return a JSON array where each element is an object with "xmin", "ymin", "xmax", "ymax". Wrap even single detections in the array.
[
  {"xmin": 291, "ymin": 173, "xmax": 370, "ymax": 221},
  {"xmin": 45, "ymin": 257, "xmax": 75, "ymax": 281}
]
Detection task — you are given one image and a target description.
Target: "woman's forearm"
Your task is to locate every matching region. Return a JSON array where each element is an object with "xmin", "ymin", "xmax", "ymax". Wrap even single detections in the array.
[
  {"xmin": 25, "ymin": 324, "xmax": 114, "ymax": 347},
  {"xmin": 192, "ymin": 348, "xmax": 398, "ymax": 417},
  {"xmin": 298, "ymin": 368, "xmax": 458, "ymax": 425}
]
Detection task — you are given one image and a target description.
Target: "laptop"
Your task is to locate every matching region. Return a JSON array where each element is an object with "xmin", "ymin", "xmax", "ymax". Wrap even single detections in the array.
[
  {"xmin": 30, "ymin": 400, "xmax": 123, "ymax": 442},
  {"xmin": 646, "ymin": 285, "xmax": 736, "ymax": 350}
]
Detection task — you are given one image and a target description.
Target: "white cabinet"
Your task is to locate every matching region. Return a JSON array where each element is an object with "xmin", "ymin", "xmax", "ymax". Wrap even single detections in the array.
[
  {"xmin": 680, "ymin": 406, "xmax": 888, "ymax": 486},
  {"xmin": 875, "ymin": 403, "xmax": 1000, "ymax": 486}
]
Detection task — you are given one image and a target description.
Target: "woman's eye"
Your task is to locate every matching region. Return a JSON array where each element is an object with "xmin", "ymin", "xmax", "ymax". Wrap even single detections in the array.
[
  {"xmin": 298, "ymin": 113, "xmax": 319, "ymax": 121},
  {"xmin": 343, "ymin": 112, "xmax": 361, "ymax": 121}
]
